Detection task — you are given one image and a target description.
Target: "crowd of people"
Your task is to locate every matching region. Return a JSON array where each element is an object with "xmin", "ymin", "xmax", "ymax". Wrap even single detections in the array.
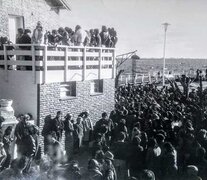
[
  {"xmin": 14, "ymin": 21, "xmax": 118, "ymax": 48},
  {"xmin": 0, "ymin": 78, "xmax": 207, "ymax": 179}
]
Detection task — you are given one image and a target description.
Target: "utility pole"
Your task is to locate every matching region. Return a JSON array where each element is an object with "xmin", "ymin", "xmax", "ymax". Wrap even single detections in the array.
[{"xmin": 162, "ymin": 22, "xmax": 170, "ymax": 86}]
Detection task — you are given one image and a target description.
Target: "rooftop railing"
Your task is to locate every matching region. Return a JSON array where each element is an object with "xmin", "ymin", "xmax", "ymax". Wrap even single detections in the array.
[{"xmin": 0, "ymin": 44, "xmax": 116, "ymax": 84}]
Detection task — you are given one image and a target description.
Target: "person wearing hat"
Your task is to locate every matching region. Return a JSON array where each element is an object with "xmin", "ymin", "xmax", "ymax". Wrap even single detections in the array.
[
  {"xmin": 63, "ymin": 161, "xmax": 81, "ymax": 180},
  {"xmin": 111, "ymin": 131, "xmax": 128, "ymax": 179},
  {"xmin": 71, "ymin": 25, "xmax": 87, "ymax": 46},
  {"xmin": 91, "ymin": 133, "xmax": 108, "ymax": 158},
  {"xmin": 195, "ymin": 147, "xmax": 207, "ymax": 180},
  {"xmin": 128, "ymin": 136, "xmax": 144, "ymax": 178},
  {"xmin": 14, "ymin": 114, "xmax": 35, "ymax": 157},
  {"xmin": 182, "ymin": 165, "xmax": 202, "ymax": 180},
  {"xmin": 84, "ymin": 159, "xmax": 103, "ymax": 180},
  {"xmin": 82, "ymin": 111, "xmax": 93, "ymax": 147},
  {"xmin": 99, "ymin": 25, "xmax": 111, "ymax": 47},
  {"xmin": 32, "ymin": 21, "xmax": 44, "ymax": 44},
  {"xmin": 73, "ymin": 117, "xmax": 84, "ymax": 153},
  {"xmin": 94, "ymin": 28, "xmax": 102, "ymax": 47},
  {"xmin": 0, "ymin": 142, "xmax": 7, "ymax": 169},
  {"xmin": 51, "ymin": 111, "xmax": 64, "ymax": 142},
  {"xmin": 1, "ymin": 126, "xmax": 13, "ymax": 170},
  {"xmin": 47, "ymin": 29, "xmax": 61, "ymax": 46},
  {"xmin": 139, "ymin": 169, "xmax": 155, "ymax": 180},
  {"xmin": 94, "ymin": 112, "xmax": 114, "ymax": 146},
  {"xmin": 18, "ymin": 29, "xmax": 32, "ymax": 70},
  {"xmin": 64, "ymin": 113, "xmax": 74, "ymax": 161},
  {"xmin": 58, "ymin": 27, "xmax": 69, "ymax": 46},
  {"xmin": 103, "ymin": 151, "xmax": 117, "ymax": 180}
]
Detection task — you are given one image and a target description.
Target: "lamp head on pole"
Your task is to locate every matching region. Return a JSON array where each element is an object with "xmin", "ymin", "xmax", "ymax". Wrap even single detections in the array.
[{"xmin": 162, "ymin": 22, "xmax": 170, "ymax": 32}]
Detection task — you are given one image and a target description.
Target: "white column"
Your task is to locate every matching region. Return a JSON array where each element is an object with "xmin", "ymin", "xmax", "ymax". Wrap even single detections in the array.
[
  {"xmin": 3, "ymin": 45, "xmax": 8, "ymax": 82},
  {"xmin": 112, "ymin": 49, "xmax": 116, "ymax": 79},
  {"xmin": 64, "ymin": 47, "xmax": 69, "ymax": 82},
  {"xmin": 43, "ymin": 45, "xmax": 48, "ymax": 84},
  {"xmin": 98, "ymin": 48, "xmax": 102, "ymax": 79},
  {"xmin": 32, "ymin": 45, "xmax": 36, "ymax": 84},
  {"xmin": 83, "ymin": 47, "xmax": 86, "ymax": 81}
]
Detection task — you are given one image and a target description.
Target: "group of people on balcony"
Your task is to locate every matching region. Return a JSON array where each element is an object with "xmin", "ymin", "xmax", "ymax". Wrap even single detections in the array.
[{"xmin": 15, "ymin": 21, "xmax": 118, "ymax": 48}]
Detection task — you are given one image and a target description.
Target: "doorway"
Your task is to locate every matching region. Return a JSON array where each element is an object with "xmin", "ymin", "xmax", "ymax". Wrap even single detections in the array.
[{"xmin": 8, "ymin": 15, "xmax": 24, "ymax": 43}]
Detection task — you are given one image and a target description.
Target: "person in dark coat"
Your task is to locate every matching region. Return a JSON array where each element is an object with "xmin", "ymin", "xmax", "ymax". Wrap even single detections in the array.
[
  {"xmin": 64, "ymin": 161, "xmax": 81, "ymax": 180},
  {"xmin": 73, "ymin": 117, "xmax": 84, "ymax": 153},
  {"xmin": 103, "ymin": 151, "xmax": 117, "ymax": 180},
  {"xmin": 84, "ymin": 159, "xmax": 103, "ymax": 180},
  {"xmin": 128, "ymin": 136, "xmax": 144, "ymax": 178},
  {"xmin": 95, "ymin": 112, "xmax": 114, "ymax": 145},
  {"xmin": 1, "ymin": 126, "xmax": 13, "ymax": 170},
  {"xmin": 51, "ymin": 111, "xmax": 64, "ymax": 142},
  {"xmin": 42, "ymin": 115, "xmax": 52, "ymax": 153},
  {"xmin": 18, "ymin": 29, "xmax": 32, "ymax": 70},
  {"xmin": 19, "ymin": 29, "xmax": 32, "ymax": 50},
  {"xmin": 160, "ymin": 142, "xmax": 178, "ymax": 180},
  {"xmin": 14, "ymin": 114, "xmax": 39, "ymax": 173},
  {"xmin": 111, "ymin": 132, "xmax": 128, "ymax": 179},
  {"xmin": 64, "ymin": 113, "xmax": 74, "ymax": 161}
]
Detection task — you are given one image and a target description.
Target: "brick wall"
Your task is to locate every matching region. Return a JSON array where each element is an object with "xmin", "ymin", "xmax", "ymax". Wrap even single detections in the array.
[
  {"xmin": 38, "ymin": 79, "xmax": 115, "ymax": 150},
  {"xmin": 0, "ymin": 0, "xmax": 63, "ymax": 37}
]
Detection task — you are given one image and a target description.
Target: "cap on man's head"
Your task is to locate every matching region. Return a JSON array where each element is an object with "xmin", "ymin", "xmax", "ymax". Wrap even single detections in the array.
[
  {"xmin": 52, "ymin": 29, "xmax": 57, "ymax": 34},
  {"xmin": 75, "ymin": 25, "xmax": 81, "ymax": 31},
  {"xmin": 140, "ymin": 169, "xmax": 155, "ymax": 180},
  {"xmin": 57, "ymin": 111, "xmax": 62, "ymax": 115},
  {"xmin": 102, "ymin": 112, "xmax": 107, "ymax": 117},
  {"xmin": 88, "ymin": 159, "xmax": 100, "ymax": 169},
  {"xmin": 102, "ymin": 25, "xmax": 107, "ymax": 32},
  {"xmin": 58, "ymin": 27, "xmax": 64, "ymax": 32},
  {"xmin": 37, "ymin": 21, "xmax": 42, "ymax": 26},
  {"xmin": 25, "ymin": 29, "xmax": 31, "ymax": 34},
  {"xmin": 187, "ymin": 165, "xmax": 198, "ymax": 176},
  {"xmin": 66, "ymin": 113, "xmax": 72, "ymax": 118},
  {"xmin": 104, "ymin": 151, "xmax": 114, "ymax": 161}
]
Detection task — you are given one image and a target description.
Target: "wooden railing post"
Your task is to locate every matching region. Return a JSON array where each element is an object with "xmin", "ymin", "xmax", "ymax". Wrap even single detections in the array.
[
  {"xmin": 98, "ymin": 48, "xmax": 102, "ymax": 79},
  {"xmin": 3, "ymin": 45, "xmax": 8, "ymax": 82},
  {"xmin": 83, "ymin": 47, "xmax": 86, "ymax": 81},
  {"xmin": 64, "ymin": 47, "xmax": 68, "ymax": 82},
  {"xmin": 43, "ymin": 45, "xmax": 48, "ymax": 84},
  {"xmin": 149, "ymin": 72, "xmax": 151, "ymax": 83},
  {"xmin": 142, "ymin": 74, "xmax": 144, "ymax": 83},
  {"xmin": 112, "ymin": 49, "xmax": 116, "ymax": 79},
  {"xmin": 32, "ymin": 45, "xmax": 36, "ymax": 84}
]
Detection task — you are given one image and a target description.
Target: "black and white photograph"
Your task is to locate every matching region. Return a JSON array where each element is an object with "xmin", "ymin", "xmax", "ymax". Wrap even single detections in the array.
[{"xmin": 0, "ymin": 0, "xmax": 207, "ymax": 179}]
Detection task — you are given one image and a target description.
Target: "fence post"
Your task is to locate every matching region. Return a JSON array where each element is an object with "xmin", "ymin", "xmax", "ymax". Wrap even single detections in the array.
[
  {"xmin": 134, "ymin": 74, "xmax": 137, "ymax": 84},
  {"xmin": 98, "ymin": 48, "xmax": 102, "ymax": 79},
  {"xmin": 64, "ymin": 47, "xmax": 68, "ymax": 82},
  {"xmin": 112, "ymin": 49, "xmax": 116, "ymax": 79},
  {"xmin": 3, "ymin": 45, "xmax": 8, "ymax": 82},
  {"xmin": 142, "ymin": 74, "xmax": 145, "ymax": 83},
  {"xmin": 43, "ymin": 45, "xmax": 48, "ymax": 84},
  {"xmin": 32, "ymin": 45, "xmax": 36, "ymax": 84},
  {"xmin": 83, "ymin": 47, "xmax": 86, "ymax": 81},
  {"xmin": 149, "ymin": 72, "xmax": 151, "ymax": 83}
]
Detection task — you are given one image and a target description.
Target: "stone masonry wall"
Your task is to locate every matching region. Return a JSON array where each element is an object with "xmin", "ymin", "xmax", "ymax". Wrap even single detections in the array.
[
  {"xmin": 38, "ymin": 79, "xmax": 115, "ymax": 150},
  {"xmin": 0, "ymin": 0, "xmax": 64, "ymax": 37}
]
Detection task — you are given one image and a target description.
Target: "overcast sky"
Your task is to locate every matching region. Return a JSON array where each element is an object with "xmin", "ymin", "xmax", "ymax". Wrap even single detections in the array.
[{"xmin": 61, "ymin": 0, "xmax": 207, "ymax": 58}]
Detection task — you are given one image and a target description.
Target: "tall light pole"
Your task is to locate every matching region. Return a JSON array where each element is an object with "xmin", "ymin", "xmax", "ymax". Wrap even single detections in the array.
[{"xmin": 162, "ymin": 22, "xmax": 170, "ymax": 86}]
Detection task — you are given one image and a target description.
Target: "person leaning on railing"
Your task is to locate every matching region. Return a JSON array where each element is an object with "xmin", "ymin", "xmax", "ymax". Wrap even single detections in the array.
[
  {"xmin": 32, "ymin": 21, "xmax": 44, "ymax": 45},
  {"xmin": 18, "ymin": 29, "xmax": 32, "ymax": 70},
  {"xmin": 0, "ymin": 36, "xmax": 14, "ymax": 70}
]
